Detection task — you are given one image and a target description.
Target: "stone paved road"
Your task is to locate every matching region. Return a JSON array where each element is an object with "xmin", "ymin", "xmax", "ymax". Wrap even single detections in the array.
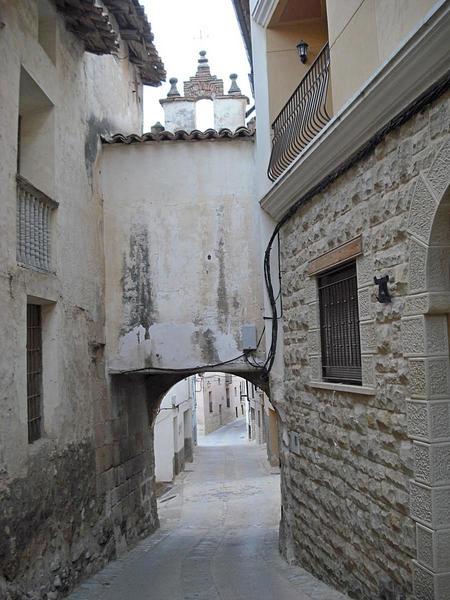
[{"xmin": 68, "ymin": 419, "xmax": 347, "ymax": 600}]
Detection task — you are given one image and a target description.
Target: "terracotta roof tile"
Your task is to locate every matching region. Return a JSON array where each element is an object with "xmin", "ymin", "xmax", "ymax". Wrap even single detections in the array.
[{"xmin": 102, "ymin": 126, "xmax": 255, "ymax": 144}]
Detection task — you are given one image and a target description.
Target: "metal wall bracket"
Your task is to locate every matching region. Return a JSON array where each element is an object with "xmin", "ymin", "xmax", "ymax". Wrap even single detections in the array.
[{"xmin": 374, "ymin": 275, "xmax": 391, "ymax": 303}]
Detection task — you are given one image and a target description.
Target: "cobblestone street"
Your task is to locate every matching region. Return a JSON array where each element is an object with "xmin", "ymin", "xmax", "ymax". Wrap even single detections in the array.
[{"xmin": 68, "ymin": 419, "xmax": 347, "ymax": 600}]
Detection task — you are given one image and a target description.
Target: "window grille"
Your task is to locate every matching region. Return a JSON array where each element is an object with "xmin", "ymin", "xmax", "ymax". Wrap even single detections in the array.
[
  {"xmin": 16, "ymin": 175, "xmax": 57, "ymax": 271},
  {"xmin": 318, "ymin": 262, "xmax": 362, "ymax": 384},
  {"xmin": 27, "ymin": 304, "xmax": 43, "ymax": 442}
]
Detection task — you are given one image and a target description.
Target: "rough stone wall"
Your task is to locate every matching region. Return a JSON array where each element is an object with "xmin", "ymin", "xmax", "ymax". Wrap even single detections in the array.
[
  {"xmin": 0, "ymin": 374, "xmax": 158, "ymax": 600},
  {"xmin": 278, "ymin": 92, "xmax": 450, "ymax": 599}
]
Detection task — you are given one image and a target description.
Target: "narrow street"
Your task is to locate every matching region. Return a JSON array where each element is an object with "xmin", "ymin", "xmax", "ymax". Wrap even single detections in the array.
[{"xmin": 68, "ymin": 419, "xmax": 346, "ymax": 600}]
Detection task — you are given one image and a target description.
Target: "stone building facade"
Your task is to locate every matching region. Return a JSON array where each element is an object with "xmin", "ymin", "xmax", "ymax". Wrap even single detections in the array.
[
  {"xmin": 280, "ymin": 94, "xmax": 450, "ymax": 599},
  {"xmin": 0, "ymin": 1, "xmax": 165, "ymax": 598},
  {"xmin": 196, "ymin": 373, "xmax": 246, "ymax": 436},
  {"xmin": 234, "ymin": 0, "xmax": 450, "ymax": 598}
]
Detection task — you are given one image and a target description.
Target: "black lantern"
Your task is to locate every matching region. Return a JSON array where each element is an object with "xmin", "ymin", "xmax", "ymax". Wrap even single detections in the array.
[{"xmin": 296, "ymin": 40, "xmax": 308, "ymax": 64}]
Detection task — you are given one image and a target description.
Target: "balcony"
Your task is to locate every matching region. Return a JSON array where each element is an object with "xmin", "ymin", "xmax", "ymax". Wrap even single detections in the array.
[
  {"xmin": 16, "ymin": 175, "xmax": 57, "ymax": 271},
  {"xmin": 268, "ymin": 43, "xmax": 331, "ymax": 181}
]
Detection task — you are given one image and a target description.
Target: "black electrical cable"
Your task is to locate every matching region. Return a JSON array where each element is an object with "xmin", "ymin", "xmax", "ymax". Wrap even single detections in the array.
[
  {"xmin": 115, "ymin": 323, "xmax": 267, "ymax": 376},
  {"xmin": 113, "ymin": 352, "xmax": 248, "ymax": 376}
]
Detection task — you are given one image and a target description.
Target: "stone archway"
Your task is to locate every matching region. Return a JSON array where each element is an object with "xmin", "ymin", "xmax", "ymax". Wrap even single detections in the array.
[
  {"xmin": 403, "ymin": 139, "xmax": 450, "ymax": 599},
  {"xmin": 143, "ymin": 368, "xmax": 270, "ymax": 429}
]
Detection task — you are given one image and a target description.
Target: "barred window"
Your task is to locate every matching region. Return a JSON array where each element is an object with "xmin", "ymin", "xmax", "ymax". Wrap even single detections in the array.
[
  {"xmin": 318, "ymin": 262, "xmax": 362, "ymax": 384},
  {"xmin": 16, "ymin": 175, "xmax": 57, "ymax": 272},
  {"xmin": 27, "ymin": 304, "xmax": 43, "ymax": 442}
]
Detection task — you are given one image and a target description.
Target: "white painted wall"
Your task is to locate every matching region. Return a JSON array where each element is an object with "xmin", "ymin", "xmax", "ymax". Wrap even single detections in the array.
[
  {"xmin": 101, "ymin": 137, "xmax": 264, "ymax": 374},
  {"xmin": 214, "ymin": 96, "xmax": 247, "ymax": 130},
  {"xmin": 160, "ymin": 97, "xmax": 196, "ymax": 131},
  {"xmin": 154, "ymin": 377, "xmax": 196, "ymax": 482},
  {"xmin": 249, "ymin": 0, "xmax": 287, "ymax": 419},
  {"xmin": 154, "ymin": 410, "xmax": 174, "ymax": 482}
]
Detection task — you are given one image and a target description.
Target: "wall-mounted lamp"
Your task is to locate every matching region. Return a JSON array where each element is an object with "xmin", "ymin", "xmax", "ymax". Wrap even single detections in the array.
[{"xmin": 296, "ymin": 40, "xmax": 309, "ymax": 64}]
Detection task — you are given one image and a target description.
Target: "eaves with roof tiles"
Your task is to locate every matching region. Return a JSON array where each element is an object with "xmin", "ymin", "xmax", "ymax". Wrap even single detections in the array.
[
  {"xmin": 55, "ymin": 0, "xmax": 165, "ymax": 86},
  {"xmin": 102, "ymin": 126, "xmax": 256, "ymax": 144}
]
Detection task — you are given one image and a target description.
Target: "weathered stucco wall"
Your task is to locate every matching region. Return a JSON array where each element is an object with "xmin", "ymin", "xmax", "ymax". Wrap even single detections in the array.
[
  {"xmin": 278, "ymin": 92, "xmax": 450, "ymax": 599},
  {"xmin": 100, "ymin": 138, "xmax": 264, "ymax": 374},
  {"xmin": 0, "ymin": 1, "xmax": 159, "ymax": 597}
]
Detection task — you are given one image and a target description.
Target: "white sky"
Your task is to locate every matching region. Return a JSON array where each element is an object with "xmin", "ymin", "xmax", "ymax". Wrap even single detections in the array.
[{"xmin": 141, "ymin": 0, "xmax": 252, "ymax": 131}]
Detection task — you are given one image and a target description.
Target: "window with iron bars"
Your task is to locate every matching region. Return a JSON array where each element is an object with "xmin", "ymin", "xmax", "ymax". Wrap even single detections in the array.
[
  {"xmin": 27, "ymin": 304, "xmax": 43, "ymax": 442},
  {"xmin": 318, "ymin": 261, "xmax": 362, "ymax": 384}
]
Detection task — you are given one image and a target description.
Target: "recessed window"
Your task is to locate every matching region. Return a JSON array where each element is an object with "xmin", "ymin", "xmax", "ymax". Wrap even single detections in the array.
[
  {"xmin": 38, "ymin": 0, "xmax": 57, "ymax": 63},
  {"xmin": 226, "ymin": 387, "xmax": 230, "ymax": 407},
  {"xmin": 27, "ymin": 304, "xmax": 43, "ymax": 442},
  {"xmin": 208, "ymin": 391, "xmax": 213, "ymax": 413},
  {"xmin": 318, "ymin": 261, "xmax": 361, "ymax": 384},
  {"xmin": 17, "ymin": 68, "xmax": 57, "ymax": 272}
]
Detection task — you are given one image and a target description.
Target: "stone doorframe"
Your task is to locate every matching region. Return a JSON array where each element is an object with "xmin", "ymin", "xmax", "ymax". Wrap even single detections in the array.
[{"xmin": 403, "ymin": 139, "xmax": 450, "ymax": 600}]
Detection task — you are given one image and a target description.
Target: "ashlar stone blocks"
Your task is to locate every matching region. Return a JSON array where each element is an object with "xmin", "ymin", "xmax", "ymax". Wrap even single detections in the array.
[
  {"xmin": 413, "ymin": 562, "xmax": 450, "ymax": 600},
  {"xmin": 408, "ymin": 358, "xmax": 450, "ymax": 399},
  {"xmin": 401, "ymin": 315, "xmax": 448, "ymax": 357},
  {"xmin": 410, "ymin": 481, "xmax": 450, "ymax": 529},
  {"xmin": 417, "ymin": 524, "xmax": 450, "ymax": 572},
  {"xmin": 407, "ymin": 401, "xmax": 450, "ymax": 442},
  {"xmin": 414, "ymin": 442, "xmax": 450, "ymax": 486}
]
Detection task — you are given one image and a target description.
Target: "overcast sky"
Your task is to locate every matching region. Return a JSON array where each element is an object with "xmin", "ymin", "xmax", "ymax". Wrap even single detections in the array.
[{"xmin": 141, "ymin": 0, "xmax": 252, "ymax": 131}]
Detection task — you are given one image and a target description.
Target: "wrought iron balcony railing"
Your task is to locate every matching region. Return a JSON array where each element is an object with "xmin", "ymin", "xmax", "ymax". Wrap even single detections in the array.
[
  {"xmin": 268, "ymin": 43, "xmax": 331, "ymax": 181},
  {"xmin": 16, "ymin": 175, "xmax": 58, "ymax": 271}
]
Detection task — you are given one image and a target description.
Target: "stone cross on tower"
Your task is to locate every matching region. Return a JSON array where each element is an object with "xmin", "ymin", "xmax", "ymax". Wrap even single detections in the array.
[{"xmin": 159, "ymin": 51, "xmax": 249, "ymax": 133}]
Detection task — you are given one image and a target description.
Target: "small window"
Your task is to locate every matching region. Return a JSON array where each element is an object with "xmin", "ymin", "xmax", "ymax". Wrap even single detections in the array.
[
  {"xmin": 235, "ymin": 407, "xmax": 238, "ymax": 417},
  {"xmin": 226, "ymin": 387, "xmax": 230, "ymax": 407},
  {"xmin": 27, "ymin": 304, "xmax": 43, "ymax": 442},
  {"xmin": 208, "ymin": 391, "xmax": 213, "ymax": 413},
  {"xmin": 318, "ymin": 261, "xmax": 361, "ymax": 384}
]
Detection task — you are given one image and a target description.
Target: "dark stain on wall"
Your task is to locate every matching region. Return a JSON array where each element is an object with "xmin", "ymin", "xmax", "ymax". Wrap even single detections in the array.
[
  {"xmin": 215, "ymin": 207, "xmax": 229, "ymax": 331},
  {"xmin": 121, "ymin": 223, "xmax": 155, "ymax": 340},
  {"xmin": 84, "ymin": 115, "xmax": 113, "ymax": 177},
  {"xmin": 192, "ymin": 328, "xmax": 220, "ymax": 364}
]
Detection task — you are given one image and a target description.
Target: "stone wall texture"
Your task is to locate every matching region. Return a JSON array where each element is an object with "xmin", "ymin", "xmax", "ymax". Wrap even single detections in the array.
[
  {"xmin": 278, "ymin": 91, "xmax": 450, "ymax": 599},
  {"xmin": 0, "ymin": 375, "xmax": 158, "ymax": 600}
]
